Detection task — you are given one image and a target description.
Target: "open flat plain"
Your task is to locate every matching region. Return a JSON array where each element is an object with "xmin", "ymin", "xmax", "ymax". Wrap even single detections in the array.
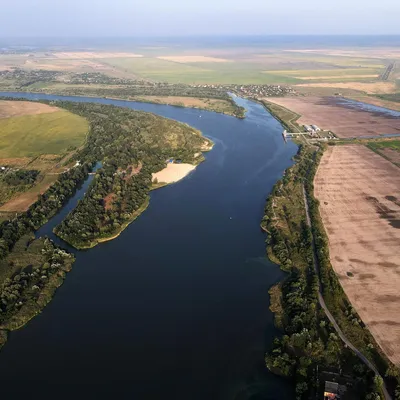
[
  {"xmin": 314, "ymin": 145, "xmax": 400, "ymax": 365},
  {"xmin": 0, "ymin": 101, "xmax": 88, "ymax": 212},
  {"xmin": 267, "ymin": 96, "xmax": 400, "ymax": 137}
]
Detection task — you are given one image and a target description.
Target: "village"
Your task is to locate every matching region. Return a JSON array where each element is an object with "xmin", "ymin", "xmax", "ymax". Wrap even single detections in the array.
[{"xmin": 191, "ymin": 83, "xmax": 296, "ymax": 98}]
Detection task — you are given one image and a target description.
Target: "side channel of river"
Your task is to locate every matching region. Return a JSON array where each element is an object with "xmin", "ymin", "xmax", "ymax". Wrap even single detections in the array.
[{"xmin": 0, "ymin": 92, "xmax": 298, "ymax": 400}]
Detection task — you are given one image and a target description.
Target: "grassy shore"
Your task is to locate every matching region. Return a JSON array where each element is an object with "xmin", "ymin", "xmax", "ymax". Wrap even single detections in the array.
[{"xmin": 261, "ymin": 100, "xmax": 302, "ymax": 133}]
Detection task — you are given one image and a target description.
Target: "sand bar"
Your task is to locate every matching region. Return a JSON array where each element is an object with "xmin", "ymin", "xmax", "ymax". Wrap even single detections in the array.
[{"xmin": 152, "ymin": 163, "xmax": 196, "ymax": 184}]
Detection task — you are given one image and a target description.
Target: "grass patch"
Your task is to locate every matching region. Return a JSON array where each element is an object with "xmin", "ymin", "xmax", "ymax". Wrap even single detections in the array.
[
  {"xmin": 262, "ymin": 101, "xmax": 302, "ymax": 133},
  {"xmin": 0, "ymin": 110, "xmax": 88, "ymax": 158},
  {"xmin": 99, "ymin": 56, "xmax": 300, "ymax": 84}
]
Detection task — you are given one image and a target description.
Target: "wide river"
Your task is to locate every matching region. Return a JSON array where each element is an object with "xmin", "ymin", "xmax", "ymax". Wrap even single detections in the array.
[{"xmin": 0, "ymin": 93, "xmax": 297, "ymax": 399}]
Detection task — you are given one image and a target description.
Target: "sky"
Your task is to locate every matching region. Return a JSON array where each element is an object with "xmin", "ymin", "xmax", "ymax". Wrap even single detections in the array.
[{"xmin": 1, "ymin": 0, "xmax": 400, "ymax": 37}]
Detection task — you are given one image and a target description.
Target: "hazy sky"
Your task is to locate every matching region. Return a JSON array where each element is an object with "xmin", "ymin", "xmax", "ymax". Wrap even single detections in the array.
[{"xmin": 1, "ymin": 0, "xmax": 400, "ymax": 37}]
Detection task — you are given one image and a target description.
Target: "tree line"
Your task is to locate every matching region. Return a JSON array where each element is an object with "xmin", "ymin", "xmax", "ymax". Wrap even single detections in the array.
[
  {"xmin": 50, "ymin": 102, "xmax": 211, "ymax": 248},
  {"xmin": 262, "ymin": 144, "xmax": 396, "ymax": 399}
]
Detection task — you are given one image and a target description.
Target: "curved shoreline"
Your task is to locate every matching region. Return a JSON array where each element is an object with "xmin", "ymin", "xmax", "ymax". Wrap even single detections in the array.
[
  {"xmin": 56, "ymin": 196, "xmax": 151, "ymax": 250},
  {"xmin": 0, "ymin": 89, "xmax": 243, "ymax": 118}
]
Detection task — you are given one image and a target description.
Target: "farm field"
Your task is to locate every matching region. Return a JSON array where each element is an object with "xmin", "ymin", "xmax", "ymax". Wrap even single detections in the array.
[
  {"xmin": 368, "ymin": 140, "xmax": 400, "ymax": 166},
  {"xmin": 314, "ymin": 145, "xmax": 400, "ymax": 365},
  {"xmin": 0, "ymin": 108, "xmax": 87, "ymax": 158},
  {"xmin": 0, "ymin": 46, "xmax": 396, "ymax": 87},
  {"xmin": 266, "ymin": 96, "xmax": 400, "ymax": 138},
  {"xmin": 0, "ymin": 101, "xmax": 88, "ymax": 212}
]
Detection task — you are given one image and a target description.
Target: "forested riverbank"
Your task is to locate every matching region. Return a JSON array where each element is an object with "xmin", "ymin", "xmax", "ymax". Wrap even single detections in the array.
[
  {"xmin": 51, "ymin": 102, "xmax": 213, "ymax": 248},
  {"xmin": 0, "ymin": 97, "xmax": 212, "ymax": 349},
  {"xmin": 262, "ymin": 142, "xmax": 400, "ymax": 399},
  {"xmin": 0, "ymin": 163, "xmax": 92, "ymax": 348},
  {"xmin": 0, "ymin": 70, "xmax": 246, "ymax": 118}
]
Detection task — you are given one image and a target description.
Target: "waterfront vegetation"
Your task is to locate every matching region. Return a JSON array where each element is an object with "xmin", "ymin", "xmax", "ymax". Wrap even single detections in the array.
[
  {"xmin": 262, "ymin": 143, "xmax": 400, "ymax": 399},
  {"xmin": 0, "ymin": 163, "xmax": 90, "ymax": 348},
  {"xmin": 0, "ymin": 96, "xmax": 211, "ymax": 349},
  {"xmin": 0, "ymin": 69, "xmax": 246, "ymax": 117},
  {"xmin": 52, "ymin": 102, "xmax": 212, "ymax": 248},
  {"xmin": 0, "ymin": 163, "xmax": 91, "ymax": 260},
  {"xmin": 0, "ymin": 235, "xmax": 75, "ymax": 349},
  {"xmin": 262, "ymin": 100, "xmax": 301, "ymax": 133}
]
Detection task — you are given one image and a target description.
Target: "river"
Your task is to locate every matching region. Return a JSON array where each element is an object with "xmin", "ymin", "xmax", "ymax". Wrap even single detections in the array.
[{"xmin": 0, "ymin": 92, "xmax": 298, "ymax": 399}]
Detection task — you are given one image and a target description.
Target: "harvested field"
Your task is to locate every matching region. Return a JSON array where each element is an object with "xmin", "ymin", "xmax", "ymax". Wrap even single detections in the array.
[
  {"xmin": 267, "ymin": 96, "xmax": 400, "ymax": 138},
  {"xmin": 295, "ymin": 82, "xmax": 396, "ymax": 94},
  {"xmin": 347, "ymin": 96, "xmax": 400, "ymax": 112},
  {"xmin": 157, "ymin": 56, "xmax": 231, "ymax": 63},
  {"xmin": 381, "ymin": 148, "xmax": 400, "ymax": 165},
  {"xmin": 314, "ymin": 145, "xmax": 400, "ymax": 365},
  {"xmin": 52, "ymin": 52, "xmax": 143, "ymax": 59},
  {"xmin": 0, "ymin": 101, "xmax": 58, "ymax": 119},
  {"xmin": 297, "ymin": 74, "xmax": 379, "ymax": 80}
]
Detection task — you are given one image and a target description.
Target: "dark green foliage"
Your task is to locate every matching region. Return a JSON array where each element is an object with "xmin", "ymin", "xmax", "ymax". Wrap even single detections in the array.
[
  {"xmin": 3, "ymin": 169, "xmax": 39, "ymax": 186},
  {"xmin": 0, "ymin": 237, "xmax": 74, "ymax": 328},
  {"xmin": 0, "ymin": 163, "xmax": 91, "ymax": 260},
  {"xmin": 51, "ymin": 102, "xmax": 210, "ymax": 248}
]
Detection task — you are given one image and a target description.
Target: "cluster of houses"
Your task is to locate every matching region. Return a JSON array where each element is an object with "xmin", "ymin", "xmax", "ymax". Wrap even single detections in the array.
[{"xmin": 191, "ymin": 83, "xmax": 295, "ymax": 98}]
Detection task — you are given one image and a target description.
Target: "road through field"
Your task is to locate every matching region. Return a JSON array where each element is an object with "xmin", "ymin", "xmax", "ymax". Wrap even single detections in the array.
[
  {"xmin": 314, "ymin": 145, "xmax": 400, "ymax": 366},
  {"xmin": 302, "ymin": 184, "xmax": 392, "ymax": 400}
]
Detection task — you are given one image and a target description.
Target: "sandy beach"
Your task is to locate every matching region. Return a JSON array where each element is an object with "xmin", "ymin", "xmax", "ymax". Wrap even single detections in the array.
[{"xmin": 152, "ymin": 163, "xmax": 196, "ymax": 184}]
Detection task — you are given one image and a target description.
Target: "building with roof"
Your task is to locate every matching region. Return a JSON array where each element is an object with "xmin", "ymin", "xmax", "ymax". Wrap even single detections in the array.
[{"xmin": 324, "ymin": 381, "xmax": 339, "ymax": 399}]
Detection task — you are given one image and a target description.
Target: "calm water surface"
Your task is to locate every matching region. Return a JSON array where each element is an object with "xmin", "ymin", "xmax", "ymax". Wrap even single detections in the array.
[{"xmin": 0, "ymin": 92, "xmax": 297, "ymax": 399}]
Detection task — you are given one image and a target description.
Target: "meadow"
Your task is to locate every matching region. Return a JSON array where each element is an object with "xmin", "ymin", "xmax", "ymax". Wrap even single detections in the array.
[
  {"xmin": 0, "ymin": 101, "xmax": 88, "ymax": 212},
  {"xmin": 0, "ymin": 109, "xmax": 88, "ymax": 158},
  {"xmin": 0, "ymin": 46, "xmax": 395, "ymax": 88}
]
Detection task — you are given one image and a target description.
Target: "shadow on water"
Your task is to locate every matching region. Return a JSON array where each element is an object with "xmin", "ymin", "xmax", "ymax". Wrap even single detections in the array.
[{"xmin": 0, "ymin": 92, "xmax": 297, "ymax": 399}]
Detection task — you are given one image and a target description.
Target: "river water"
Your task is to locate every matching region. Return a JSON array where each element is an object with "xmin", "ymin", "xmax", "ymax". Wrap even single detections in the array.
[{"xmin": 0, "ymin": 93, "xmax": 297, "ymax": 399}]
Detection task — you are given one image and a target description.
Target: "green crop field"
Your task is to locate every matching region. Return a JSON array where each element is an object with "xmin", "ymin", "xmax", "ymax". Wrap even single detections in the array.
[
  {"xmin": 0, "ymin": 110, "xmax": 88, "ymax": 158},
  {"xmin": 368, "ymin": 140, "xmax": 400, "ymax": 151},
  {"xmin": 99, "ymin": 56, "xmax": 302, "ymax": 84}
]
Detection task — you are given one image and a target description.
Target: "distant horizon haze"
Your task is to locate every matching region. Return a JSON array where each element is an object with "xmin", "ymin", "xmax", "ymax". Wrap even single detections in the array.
[{"xmin": 1, "ymin": 0, "xmax": 400, "ymax": 38}]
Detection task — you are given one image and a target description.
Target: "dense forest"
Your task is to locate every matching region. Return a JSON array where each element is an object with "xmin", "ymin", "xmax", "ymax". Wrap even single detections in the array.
[
  {"xmin": 0, "ymin": 163, "xmax": 91, "ymax": 260},
  {"xmin": 0, "ymin": 98, "xmax": 211, "ymax": 346},
  {"xmin": 262, "ymin": 144, "xmax": 399, "ymax": 399},
  {"xmin": 51, "ymin": 102, "xmax": 212, "ymax": 248},
  {"xmin": 0, "ymin": 234, "xmax": 75, "ymax": 349}
]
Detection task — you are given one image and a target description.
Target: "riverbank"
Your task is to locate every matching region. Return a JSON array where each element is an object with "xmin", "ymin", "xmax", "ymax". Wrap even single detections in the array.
[
  {"xmin": 152, "ymin": 163, "xmax": 196, "ymax": 185},
  {"xmin": 262, "ymin": 142, "xmax": 399, "ymax": 398},
  {"xmin": 0, "ymin": 88, "xmax": 246, "ymax": 118},
  {"xmin": 56, "ymin": 196, "xmax": 151, "ymax": 250},
  {"xmin": 0, "ymin": 236, "xmax": 75, "ymax": 350},
  {"xmin": 70, "ymin": 147, "xmax": 214, "ymax": 250}
]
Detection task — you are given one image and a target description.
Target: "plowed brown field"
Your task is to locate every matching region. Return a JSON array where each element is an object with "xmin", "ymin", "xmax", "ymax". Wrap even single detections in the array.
[
  {"xmin": 314, "ymin": 145, "xmax": 400, "ymax": 365},
  {"xmin": 267, "ymin": 96, "xmax": 400, "ymax": 138}
]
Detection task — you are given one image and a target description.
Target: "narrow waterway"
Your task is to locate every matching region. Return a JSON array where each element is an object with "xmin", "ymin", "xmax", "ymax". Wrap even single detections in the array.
[{"xmin": 0, "ymin": 92, "xmax": 298, "ymax": 399}]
